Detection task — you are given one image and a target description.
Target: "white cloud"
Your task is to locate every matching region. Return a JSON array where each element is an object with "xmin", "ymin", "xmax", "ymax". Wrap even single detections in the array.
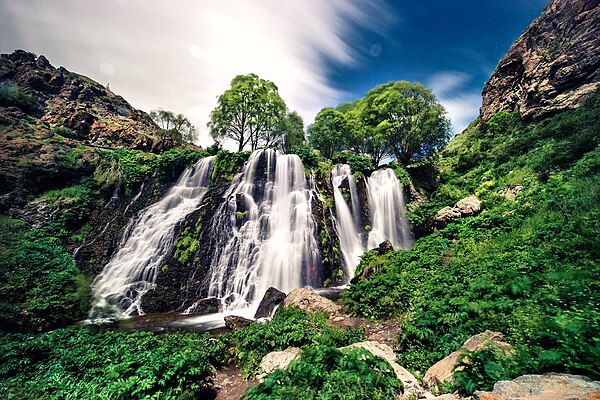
[
  {"xmin": 428, "ymin": 72, "xmax": 481, "ymax": 135},
  {"xmin": 0, "ymin": 0, "xmax": 391, "ymax": 147}
]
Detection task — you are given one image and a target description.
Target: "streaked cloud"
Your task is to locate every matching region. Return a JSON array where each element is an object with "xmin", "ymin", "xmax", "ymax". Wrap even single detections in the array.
[
  {"xmin": 428, "ymin": 71, "xmax": 481, "ymax": 135},
  {"xmin": 0, "ymin": 0, "xmax": 392, "ymax": 147}
]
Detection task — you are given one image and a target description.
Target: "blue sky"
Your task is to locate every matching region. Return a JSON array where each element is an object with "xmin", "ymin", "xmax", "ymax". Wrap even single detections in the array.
[{"xmin": 0, "ymin": 0, "xmax": 548, "ymax": 146}]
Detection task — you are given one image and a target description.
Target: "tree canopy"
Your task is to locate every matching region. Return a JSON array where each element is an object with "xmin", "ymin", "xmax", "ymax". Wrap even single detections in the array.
[
  {"xmin": 208, "ymin": 74, "xmax": 289, "ymax": 151},
  {"xmin": 149, "ymin": 109, "xmax": 198, "ymax": 145}
]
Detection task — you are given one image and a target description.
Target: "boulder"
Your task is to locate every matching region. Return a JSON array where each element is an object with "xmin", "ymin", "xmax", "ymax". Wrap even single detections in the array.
[
  {"xmin": 224, "ymin": 315, "xmax": 253, "ymax": 330},
  {"xmin": 435, "ymin": 206, "xmax": 462, "ymax": 222},
  {"xmin": 254, "ymin": 287, "xmax": 286, "ymax": 319},
  {"xmin": 282, "ymin": 287, "xmax": 341, "ymax": 316},
  {"xmin": 377, "ymin": 239, "xmax": 394, "ymax": 255},
  {"xmin": 256, "ymin": 347, "xmax": 301, "ymax": 381},
  {"xmin": 423, "ymin": 330, "xmax": 513, "ymax": 390},
  {"xmin": 342, "ymin": 341, "xmax": 421, "ymax": 397},
  {"xmin": 474, "ymin": 373, "xmax": 600, "ymax": 400},
  {"xmin": 455, "ymin": 195, "xmax": 481, "ymax": 216}
]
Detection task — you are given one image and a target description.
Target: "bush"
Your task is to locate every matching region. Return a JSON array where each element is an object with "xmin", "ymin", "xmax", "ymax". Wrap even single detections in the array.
[
  {"xmin": 0, "ymin": 327, "xmax": 231, "ymax": 399},
  {"xmin": 243, "ymin": 345, "xmax": 403, "ymax": 400},
  {"xmin": 211, "ymin": 149, "xmax": 251, "ymax": 180},
  {"xmin": 0, "ymin": 82, "xmax": 38, "ymax": 113},
  {"xmin": 156, "ymin": 148, "xmax": 207, "ymax": 181},
  {"xmin": 230, "ymin": 307, "xmax": 366, "ymax": 378}
]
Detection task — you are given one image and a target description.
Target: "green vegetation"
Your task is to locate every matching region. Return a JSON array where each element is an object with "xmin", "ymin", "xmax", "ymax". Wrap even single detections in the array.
[
  {"xmin": 343, "ymin": 91, "xmax": 600, "ymax": 390},
  {"xmin": 0, "ymin": 81, "xmax": 39, "ymax": 114},
  {"xmin": 149, "ymin": 109, "xmax": 198, "ymax": 144},
  {"xmin": 209, "ymin": 73, "xmax": 301, "ymax": 151},
  {"xmin": 0, "ymin": 328, "xmax": 230, "ymax": 399},
  {"xmin": 243, "ymin": 345, "xmax": 402, "ymax": 400},
  {"xmin": 211, "ymin": 149, "xmax": 251, "ymax": 180},
  {"xmin": 229, "ymin": 307, "xmax": 367, "ymax": 378}
]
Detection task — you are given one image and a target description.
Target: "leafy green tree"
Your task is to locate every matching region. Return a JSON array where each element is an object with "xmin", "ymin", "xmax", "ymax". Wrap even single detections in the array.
[
  {"xmin": 208, "ymin": 74, "xmax": 287, "ymax": 151},
  {"xmin": 308, "ymin": 108, "xmax": 349, "ymax": 159},
  {"xmin": 363, "ymin": 81, "xmax": 451, "ymax": 164},
  {"xmin": 279, "ymin": 111, "xmax": 305, "ymax": 153},
  {"xmin": 149, "ymin": 109, "xmax": 198, "ymax": 144}
]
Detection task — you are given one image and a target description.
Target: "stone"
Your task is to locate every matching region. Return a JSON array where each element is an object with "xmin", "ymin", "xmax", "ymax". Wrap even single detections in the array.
[
  {"xmin": 480, "ymin": 0, "xmax": 600, "ymax": 123},
  {"xmin": 224, "ymin": 315, "xmax": 253, "ymax": 330},
  {"xmin": 282, "ymin": 287, "xmax": 342, "ymax": 315},
  {"xmin": 342, "ymin": 341, "xmax": 421, "ymax": 397},
  {"xmin": 377, "ymin": 239, "xmax": 394, "ymax": 255},
  {"xmin": 254, "ymin": 287, "xmax": 286, "ymax": 319},
  {"xmin": 474, "ymin": 373, "xmax": 600, "ymax": 400},
  {"xmin": 455, "ymin": 195, "xmax": 481, "ymax": 216},
  {"xmin": 256, "ymin": 347, "xmax": 301, "ymax": 381},
  {"xmin": 189, "ymin": 298, "xmax": 221, "ymax": 315},
  {"xmin": 423, "ymin": 330, "xmax": 513, "ymax": 390},
  {"xmin": 435, "ymin": 206, "xmax": 462, "ymax": 222}
]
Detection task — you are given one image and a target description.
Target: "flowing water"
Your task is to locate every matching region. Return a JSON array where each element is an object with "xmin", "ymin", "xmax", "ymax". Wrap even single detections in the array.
[
  {"xmin": 197, "ymin": 149, "xmax": 321, "ymax": 312},
  {"xmin": 331, "ymin": 164, "xmax": 365, "ymax": 279},
  {"xmin": 90, "ymin": 156, "xmax": 215, "ymax": 319},
  {"xmin": 367, "ymin": 168, "xmax": 412, "ymax": 250}
]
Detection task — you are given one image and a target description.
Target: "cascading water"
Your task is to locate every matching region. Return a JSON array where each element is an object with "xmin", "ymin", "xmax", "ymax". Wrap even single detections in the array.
[
  {"xmin": 331, "ymin": 164, "xmax": 365, "ymax": 278},
  {"xmin": 90, "ymin": 156, "xmax": 215, "ymax": 318},
  {"xmin": 367, "ymin": 168, "xmax": 412, "ymax": 250},
  {"xmin": 198, "ymin": 149, "xmax": 321, "ymax": 312}
]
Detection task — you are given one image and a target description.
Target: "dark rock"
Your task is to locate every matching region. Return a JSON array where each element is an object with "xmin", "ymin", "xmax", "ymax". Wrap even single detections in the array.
[
  {"xmin": 376, "ymin": 240, "xmax": 394, "ymax": 256},
  {"xmin": 224, "ymin": 315, "xmax": 253, "ymax": 330},
  {"xmin": 481, "ymin": 0, "xmax": 600, "ymax": 123},
  {"xmin": 254, "ymin": 287, "xmax": 286, "ymax": 319},
  {"xmin": 190, "ymin": 298, "xmax": 221, "ymax": 315}
]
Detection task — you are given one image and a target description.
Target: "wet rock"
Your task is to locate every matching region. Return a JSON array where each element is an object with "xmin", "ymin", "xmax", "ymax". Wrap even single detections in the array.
[
  {"xmin": 481, "ymin": 0, "xmax": 600, "ymax": 123},
  {"xmin": 190, "ymin": 298, "xmax": 221, "ymax": 315},
  {"xmin": 254, "ymin": 287, "xmax": 286, "ymax": 319},
  {"xmin": 474, "ymin": 373, "xmax": 600, "ymax": 400},
  {"xmin": 224, "ymin": 315, "xmax": 253, "ymax": 330},
  {"xmin": 256, "ymin": 347, "xmax": 301, "ymax": 382},
  {"xmin": 282, "ymin": 287, "xmax": 341, "ymax": 316},
  {"xmin": 377, "ymin": 239, "xmax": 394, "ymax": 255},
  {"xmin": 424, "ymin": 330, "xmax": 513, "ymax": 390}
]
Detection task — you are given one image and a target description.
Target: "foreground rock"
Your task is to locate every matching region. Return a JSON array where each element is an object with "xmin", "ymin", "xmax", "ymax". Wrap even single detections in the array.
[
  {"xmin": 256, "ymin": 347, "xmax": 301, "ymax": 382},
  {"xmin": 474, "ymin": 373, "xmax": 600, "ymax": 400},
  {"xmin": 282, "ymin": 287, "xmax": 342, "ymax": 316},
  {"xmin": 224, "ymin": 315, "xmax": 253, "ymax": 330},
  {"xmin": 342, "ymin": 341, "xmax": 421, "ymax": 398},
  {"xmin": 254, "ymin": 287, "xmax": 286, "ymax": 319},
  {"xmin": 435, "ymin": 195, "xmax": 481, "ymax": 225},
  {"xmin": 423, "ymin": 330, "xmax": 513, "ymax": 390},
  {"xmin": 481, "ymin": 0, "xmax": 600, "ymax": 123}
]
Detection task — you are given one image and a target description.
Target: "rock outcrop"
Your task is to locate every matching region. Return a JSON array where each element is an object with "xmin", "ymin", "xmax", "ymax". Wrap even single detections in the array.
[
  {"xmin": 474, "ymin": 373, "xmax": 600, "ymax": 400},
  {"xmin": 435, "ymin": 195, "xmax": 481, "ymax": 226},
  {"xmin": 423, "ymin": 330, "xmax": 513, "ymax": 390},
  {"xmin": 282, "ymin": 287, "xmax": 342, "ymax": 316},
  {"xmin": 481, "ymin": 0, "xmax": 600, "ymax": 123},
  {"xmin": 254, "ymin": 287, "xmax": 286, "ymax": 319},
  {"xmin": 256, "ymin": 347, "xmax": 301, "ymax": 382}
]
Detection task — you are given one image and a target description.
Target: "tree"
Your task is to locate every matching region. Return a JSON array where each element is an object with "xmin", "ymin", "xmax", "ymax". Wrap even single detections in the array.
[
  {"xmin": 149, "ymin": 109, "xmax": 198, "ymax": 144},
  {"xmin": 279, "ymin": 111, "xmax": 305, "ymax": 153},
  {"xmin": 307, "ymin": 108, "xmax": 349, "ymax": 159},
  {"xmin": 208, "ymin": 74, "xmax": 287, "ymax": 151},
  {"xmin": 362, "ymin": 81, "xmax": 451, "ymax": 165}
]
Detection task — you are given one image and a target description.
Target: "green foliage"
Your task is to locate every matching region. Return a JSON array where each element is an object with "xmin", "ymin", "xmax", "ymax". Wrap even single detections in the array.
[
  {"xmin": 453, "ymin": 347, "xmax": 514, "ymax": 395},
  {"xmin": 280, "ymin": 111, "xmax": 306, "ymax": 153},
  {"xmin": 209, "ymin": 73, "xmax": 288, "ymax": 151},
  {"xmin": 155, "ymin": 148, "xmax": 206, "ymax": 181},
  {"xmin": 332, "ymin": 152, "xmax": 374, "ymax": 175},
  {"xmin": 149, "ymin": 109, "xmax": 198, "ymax": 144},
  {"xmin": 0, "ymin": 327, "xmax": 231, "ymax": 399},
  {"xmin": 290, "ymin": 145, "xmax": 322, "ymax": 170},
  {"xmin": 230, "ymin": 307, "xmax": 366, "ymax": 378},
  {"xmin": 50, "ymin": 125, "xmax": 78, "ymax": 139},
  {"xmin": 344, "ymin": 95, "xmax": 600, "ymax": 381},
  {"xmin": 212, "ymin": 149, "xmax": 251, "ymax": 181},
  {"xmin": 0, "ymin": 81, "xmax": 38, "ymax": 113},
  {"xmin": 308, "ymin": 108, "xmax": 350, "ymax": 160},
  {"xmin": 243, "ymin": 345, "xmax": 403, "ymax": 400}
]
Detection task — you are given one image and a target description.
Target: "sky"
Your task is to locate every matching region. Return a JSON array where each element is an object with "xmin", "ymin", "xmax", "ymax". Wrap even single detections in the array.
[{"xmin": 0, "ymin": 0, "xmax": 548, "ymax": 147}]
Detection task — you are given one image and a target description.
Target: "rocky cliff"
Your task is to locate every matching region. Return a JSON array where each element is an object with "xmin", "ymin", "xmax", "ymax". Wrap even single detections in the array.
[
  {"xmin": 480, "ymin": 0, "xmax": 600, "ymax": 123},
  {"xmin": 0, "ymin": 50, "xmax": 171, "ymax": 210}
]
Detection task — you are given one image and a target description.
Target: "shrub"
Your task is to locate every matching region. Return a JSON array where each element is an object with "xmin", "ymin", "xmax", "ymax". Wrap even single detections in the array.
[
  {"xmin": 0, "ymin": 82, "xmax": 38, "ymax": 113},
  {"xmin": 243, "ymin": 345, "xmax": 403, "ymax": 400}
]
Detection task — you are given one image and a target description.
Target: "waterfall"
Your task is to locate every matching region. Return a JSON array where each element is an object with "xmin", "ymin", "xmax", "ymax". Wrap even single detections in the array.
[
  {"xmin": 200, "ymin": 149, "xmax": 321, "ymax": 312},
  {"xmin": 90, "ymin": 156, "xmax": 215, "ymax": 318},
  {"xmin": 331, "ymin": 164, "xmax": 365, "ymax": 278},
  {"xmin": 367, "ymin": 168, "xmax": 412, "ymax": 250}
]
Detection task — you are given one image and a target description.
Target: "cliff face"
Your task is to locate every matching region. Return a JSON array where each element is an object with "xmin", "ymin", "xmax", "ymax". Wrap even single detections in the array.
[
  {"xmin": 0, "ymin": 50, "xmax": 170, "ymax": 210},
  {"xmin": 480, "ymin": 0, "xmax": 600, "ymax": 123}
]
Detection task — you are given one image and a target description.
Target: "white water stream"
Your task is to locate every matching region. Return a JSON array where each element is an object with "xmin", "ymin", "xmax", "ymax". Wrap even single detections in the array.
[{"xmin": 90, "ymin": 156, "xmax": 215, "ymax": 318}]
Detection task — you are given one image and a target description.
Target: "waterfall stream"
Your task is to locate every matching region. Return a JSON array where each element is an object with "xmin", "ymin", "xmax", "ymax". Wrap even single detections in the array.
[
  {"xmin": 198, "ymin": 149, "xmax": 321, "ymax": 312},
  {"xmin": 367, "ymin": 168, "xmax": 412, "ymax": 250},
  {"xmin": 331, "ymin": 164, "xmax": 365, "ymax": 279},
  {"xmin": 90, "ymin": 156, "xmax": 215, "ymax": 318}
]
